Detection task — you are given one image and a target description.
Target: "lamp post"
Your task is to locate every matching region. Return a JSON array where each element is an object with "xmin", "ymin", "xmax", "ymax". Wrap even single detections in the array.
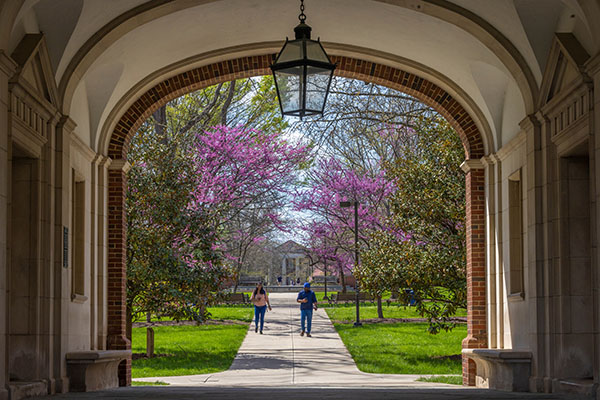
[
  {"xmin": 270, "ymin": 0, "xmax": 336, "ymax": 118},
  {"xmin": 340, "ymin": 200, "xmax": 362, "ymax": 327},
  {"xmin": 323, "ymin": 256, "xmax": 329, "ymax": 301}
]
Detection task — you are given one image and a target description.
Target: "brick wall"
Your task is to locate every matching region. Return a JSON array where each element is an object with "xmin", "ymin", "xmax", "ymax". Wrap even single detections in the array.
[{"xmin": 462, "ymin": 168, "xmax": 487, "ymax": 385}]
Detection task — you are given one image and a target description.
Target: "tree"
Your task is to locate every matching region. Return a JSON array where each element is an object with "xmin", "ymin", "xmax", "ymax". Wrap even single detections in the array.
[
  {"xmin": 294, "ymin": 157, "xmax": 395, "ymax": 315},
  {"xmin": 126, "ymin": 77, "xmax": 306, "ymax": 322},
  {"xmin": 360, "ymin": 116, "xmax": 466, "ymax": 333}
]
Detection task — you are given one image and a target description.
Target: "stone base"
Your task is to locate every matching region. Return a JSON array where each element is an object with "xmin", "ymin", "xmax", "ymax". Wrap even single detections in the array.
[
  {"xmin": 66, "ymin": 350, "xmax": 131, "ymax": 392},
  {"xmin": 0, "ymin": 388, "xmax": 8, "ymax": 400},
  {"xmin": 7, "ymin": 381, "xmax": 48, "ymax": 400},
  {"xmin": 463, "ymin": 349, "xmax": 532, "ymax": 392},
  {"xmin": 553, "ymin": 378, "xmax": 597, "ymax": 398}
]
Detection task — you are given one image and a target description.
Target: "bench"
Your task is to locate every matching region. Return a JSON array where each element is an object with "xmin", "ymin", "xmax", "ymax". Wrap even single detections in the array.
[
  {"xmin": 66, "ymin": 350, "xmax": 131, "ymax": 392},
  {"xmin": 223, "ymin": 292, "xmax": 249, "ymax": 304},
  {"xmin": 312, "ymin": 276, "xmax": 338, "ymax": 284},
  {"xmin": 463, "ymin": 349, "xmax": 532, "ymax": 392},
  {"xmin": 329, "ymin": 292, "xmax": 374, "ymax": 304}
]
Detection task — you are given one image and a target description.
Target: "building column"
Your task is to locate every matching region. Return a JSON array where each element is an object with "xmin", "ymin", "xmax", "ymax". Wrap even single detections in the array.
[
  {"xmin": 107, "ymin": 159, "xmax": 131, "ymax": 386},
  {"xmin": 482, "ymin": 155, "xmax": 499, "ymax": 350},
  {"xmin": 281, "ymin": 257, "xmax": 286, "ymax": 281},
  {"xmin": 97, "ymin": 157, "xmax": 111, "ymax": 350},
  {"xmin": 461, "ymin": 159, "xmax": 487, "ymax": 386},
  {"xmin": 53, "ymin": 116, "xmax": 77, "ymax": 393},
  {"xmin": 586, "ymin": 53, "xmax": 600, "ymax": 398},
  {"xmin": 0, "ymin": 50, "xmax": 16, "ymax": 400}
]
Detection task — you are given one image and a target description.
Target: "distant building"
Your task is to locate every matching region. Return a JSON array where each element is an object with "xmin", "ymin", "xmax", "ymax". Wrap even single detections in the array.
[{"xmin": 272, "ymin": 240, "xmax": 312, "ymax": 285}]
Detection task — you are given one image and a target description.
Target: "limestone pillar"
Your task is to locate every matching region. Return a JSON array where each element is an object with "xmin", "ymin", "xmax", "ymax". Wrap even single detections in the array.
[
  {"xmin": 0, "ymin": 50, "xmax": 16, "ymax": 400},
  {"xmin": 587, "ymin": 53, "xmax": 600, "ymax": 398},
  {"xmin": 53, "ymin": 116, "xmax": 77, "ymax": 393},
  {"xmin": 482, "ymin": 155, "xmax": 500, "ymax": 350},
  {"xmin": 96, "ymin": 157, "xmax": 111, "ymax": 350},
  {"xmin": 522, "ymin": 114, "xmax": 548, "ymax": 392}
]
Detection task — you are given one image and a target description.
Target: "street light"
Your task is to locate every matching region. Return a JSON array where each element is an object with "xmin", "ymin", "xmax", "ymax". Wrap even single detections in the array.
[
  {"xmin": 340, "ymin": 200, "xmax": 362, "ymax": 327},
  {"xmin": 323, "ymin": 256, "xmax": 329, "ymax": 301},
  {"xmin": 270, "ymin": 0, "xmax": 336, "ymax": 118}
]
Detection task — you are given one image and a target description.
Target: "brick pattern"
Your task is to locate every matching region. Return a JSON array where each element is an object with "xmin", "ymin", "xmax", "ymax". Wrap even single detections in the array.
[
  {"xmin": 107, "ymin": 169, "xmax": 131, "ymax": 386},
  {"xmin": 462, "ymin": 168, "xmax": 487, "ymax": 385},
  {"xmin": 107, "ymin": 54, "xmax": 487, "ymax": 386}
]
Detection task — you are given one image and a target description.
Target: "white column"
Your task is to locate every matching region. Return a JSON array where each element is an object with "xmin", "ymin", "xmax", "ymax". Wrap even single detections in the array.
[{"xmin": 281, "ymin": 256, "xmax": 286, "ymax": 282}]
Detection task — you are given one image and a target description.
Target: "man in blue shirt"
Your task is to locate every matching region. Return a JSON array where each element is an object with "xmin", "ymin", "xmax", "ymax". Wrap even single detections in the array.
[{"xmin": 297, "ymin": 282, "xmax": 318, "ymax": 337}]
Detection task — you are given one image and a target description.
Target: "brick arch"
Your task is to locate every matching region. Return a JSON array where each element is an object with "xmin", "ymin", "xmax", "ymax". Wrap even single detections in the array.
[
  {"xmin": 108, "ymin": 55, "xmax": 485, "ymax": 160},
  {"xmin": 106, "ymin": 55, "xmax": 486, "ymax": 387}
]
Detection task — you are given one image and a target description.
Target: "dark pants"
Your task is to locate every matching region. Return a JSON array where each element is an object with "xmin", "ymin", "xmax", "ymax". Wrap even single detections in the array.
[
  {"xmin": 301, "ymin": 309, "xmax": 313, "ymax": 333},
  {"xmin": 254, "ymin": 305, "xmax": 267, "ymax": 331}
]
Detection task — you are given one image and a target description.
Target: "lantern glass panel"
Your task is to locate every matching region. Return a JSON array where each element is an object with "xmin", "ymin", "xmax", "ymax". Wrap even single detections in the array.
[
  {"xmin": 274, "ymin": 66, "xmax": 305, "ymax": 114},
  {"xmin": 277, "ymin": 40, "xmax": 303, "ymax": 63},
  {"xmin": 305, "ymin": 66, "xmax": 331, "ymax": 112},
  {"xmin": 305, "ymin": 40, "xmax": 330, "ymax": 63}
]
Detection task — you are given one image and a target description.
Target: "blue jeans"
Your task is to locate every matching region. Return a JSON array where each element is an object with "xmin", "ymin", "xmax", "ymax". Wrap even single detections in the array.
[
  {"xmin": 301, "ymin": 309, "xmax": 313, "ymax": 333},
  {"xmin": 254, "ymin": 305, "xmax": 266, "ymax": 332}
]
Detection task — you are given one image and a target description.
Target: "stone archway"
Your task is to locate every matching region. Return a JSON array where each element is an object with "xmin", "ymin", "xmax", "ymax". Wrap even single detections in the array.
[{"xmin": 106, "ymin": 54, "xmax": 487, "ymax": 386}]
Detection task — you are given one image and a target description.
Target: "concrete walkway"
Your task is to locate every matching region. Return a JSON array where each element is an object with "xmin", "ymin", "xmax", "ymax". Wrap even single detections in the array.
[
  {"xmin": 32, "ymin": 293, "xmax": 580, "ymax": 399},
  {"xmin": 135, "ymin": 292, "xmax": 443, "ymax": 387}
]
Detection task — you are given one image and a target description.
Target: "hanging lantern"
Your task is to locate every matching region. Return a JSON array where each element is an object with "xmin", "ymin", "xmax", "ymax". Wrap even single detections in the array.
[{"xmin": 270, "ymin": 0, "xmax": 336, "ymax": 118}]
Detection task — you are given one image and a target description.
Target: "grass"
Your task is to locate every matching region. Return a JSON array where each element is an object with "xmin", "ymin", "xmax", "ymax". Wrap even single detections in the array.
[
  {"xmin": 131, "ymin": 324, "xmax": 248, "ymax": 378},
  {"xmin": 331, "ymin": 322, "xmax": 466, "ymax": 375},
  {"xmin": 206, "ymin": 306, "xmax": 253, "ymax": 322},
  {"xmin": 417, "ymin": 375, "xmax": 463, "ymax": 385},
  {"xmin": 131, "ymin": 381, "xmax": 170, "ymax": 386},
  {"xmin": 326, "ymin": 305, "xmax": 422, "ymax": 320}
]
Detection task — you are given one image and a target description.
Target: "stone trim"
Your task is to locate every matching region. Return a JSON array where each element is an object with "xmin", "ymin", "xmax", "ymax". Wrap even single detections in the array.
[
  {"xmin": 496, "ymin": 130, "xmax": 526, "ymax": 162},
  {"xmin": 108, "ymin": 159, "xmax": 131, "ymax": 174},
  {"xmin": 0, "ymin": 50, "xmax": 17, "ymax": 77},
  {"xmin": 461, "ymin": 159, "xmax": 485, "ymax": 173},
  {"xmin": 70, "ymin": 131, "xmax": 97, "ymax": 161}
]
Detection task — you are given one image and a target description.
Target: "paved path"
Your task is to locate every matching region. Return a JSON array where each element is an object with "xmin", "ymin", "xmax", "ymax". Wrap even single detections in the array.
[
  {"xmin": 135, "ymin": 292, "xmax": 442, "ymax": 387},
  {"xmin": 33, "ymin": 293, "xmax": 580, "ymax": 399}
]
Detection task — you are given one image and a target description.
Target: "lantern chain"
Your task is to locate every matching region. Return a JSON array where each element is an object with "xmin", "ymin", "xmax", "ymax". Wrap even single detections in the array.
[{"xmin": 299, "ymin": 0, "xmax": 306, "ymax": 23}]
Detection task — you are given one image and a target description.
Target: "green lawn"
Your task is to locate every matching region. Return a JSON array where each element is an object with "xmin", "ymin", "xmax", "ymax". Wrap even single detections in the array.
[
  {"xmin": 131, "ymin": 324, "xmax": 248, "ymax": 378},
  {"xmin": 131, "ymin": 380, "xmax": 170, "ymax": 386},
  {"xmin": 331, "ymin": 321, "xmax": 466, "ymax": 375},
  {"xmin": 326, "ymin": 305, "xmax": 422, "ymax": 320},
  {"xmin": 206, "ymin": 306, "xmax": 253, "ymax": 322},
  {"xmin": 417, "ymin": 375, "xmax": 462, "ymax": 385}
]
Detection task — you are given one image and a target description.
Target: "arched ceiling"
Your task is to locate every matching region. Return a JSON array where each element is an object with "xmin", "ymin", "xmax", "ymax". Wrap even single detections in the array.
[{"xmin": 5, "ymin": 0, "xmax": 599, "ymax": 154}]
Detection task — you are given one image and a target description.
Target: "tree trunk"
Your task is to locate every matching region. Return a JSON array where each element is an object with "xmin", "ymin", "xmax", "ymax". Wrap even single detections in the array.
[
  {"xmin": 338, "ymin": 263, "xmax": 346, "ymax": 293},
  {"xmin": 377, "ymin": 296, "xmax": 384, "ymax": 319},
  {"xmin": 126, "ymin": 305, "xmax": 133, "ymax": 342},
  {"xmin": 153, "ymin": 105, "xmax": 167, "ymax": 143}
]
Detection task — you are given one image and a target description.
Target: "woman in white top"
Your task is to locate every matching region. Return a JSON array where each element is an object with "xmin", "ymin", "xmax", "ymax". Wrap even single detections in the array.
[{"xmin": 250, "ymin": 282, "xmax": 272, "ymax": 334}]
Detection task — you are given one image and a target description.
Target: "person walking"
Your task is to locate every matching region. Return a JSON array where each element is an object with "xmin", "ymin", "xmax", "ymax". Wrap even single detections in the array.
[
  {"xmin": 297, "ymin": 282, "xmax": 318, "ymax": 337},
  {"xmin": 250, "ymin": 282, "xmax": 271, "ymax": 334}
]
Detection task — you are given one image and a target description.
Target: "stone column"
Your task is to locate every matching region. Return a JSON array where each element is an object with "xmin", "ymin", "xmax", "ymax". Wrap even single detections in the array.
[
  {"xmin": 107, "ymin": 159, "xmax": 131, "ymax": 386},
  {"xmin": 586, "ymin": 53, "xmax": 600, "ymax": 399},
  {"xmin": 97, "ymin": 157, "xmax": 111, "ymax": 350},
  {"xmin": 461, "ymin": 159, "xmax": 487, "ymax": 386},
  {"xmin": 523, "ymin": 114, "xmax": 549, "ymax": 392},
  {"xmin": 281, "ymin": 257, "xmax": 286, "ymax": 282},
  {"xmin": 482, "ymin": 155, "xmax": 498, "ymax": 350},
  {"xmin": 0, "ymin": 50, "xmax": 16, "ymax": 400},
  {"xmin": 53, "ymin": 116, "xmax": 77, "ymax": 393}
]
